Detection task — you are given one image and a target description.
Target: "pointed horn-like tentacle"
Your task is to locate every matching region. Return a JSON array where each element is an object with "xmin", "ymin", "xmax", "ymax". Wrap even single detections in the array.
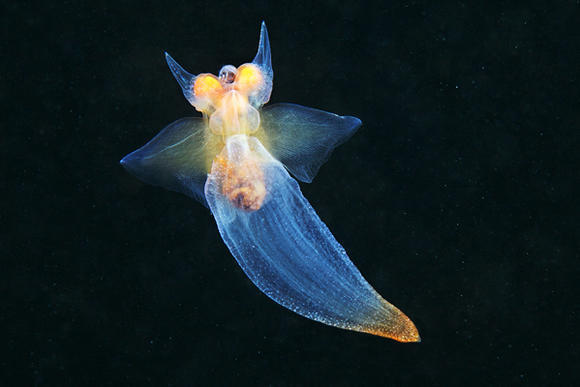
[
  {"xmin": 165, "ymin": 52, "xmax": 197, "ymax": 105},
  {"xmin": 252, "ymin": 21, "xmax": 272, "ymax": 71},
  {"xmin": 249, "ymin": 22, "xmax": 273, "ymax": 106}
]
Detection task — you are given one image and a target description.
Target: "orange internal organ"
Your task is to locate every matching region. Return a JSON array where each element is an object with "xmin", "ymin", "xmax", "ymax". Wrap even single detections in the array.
[
  {"xmin": 212, "ymin": 153, "xmax": 266, "ymax": 211},
  {"xmin": 235, "ymin": 64, "xmax": 263, "ymax": 94}
]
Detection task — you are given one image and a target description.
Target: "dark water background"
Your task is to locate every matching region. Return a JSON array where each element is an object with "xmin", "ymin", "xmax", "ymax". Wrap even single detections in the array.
[{"xmin": 3, "ymin": 0, "xmax": 578, "ymax": 385}]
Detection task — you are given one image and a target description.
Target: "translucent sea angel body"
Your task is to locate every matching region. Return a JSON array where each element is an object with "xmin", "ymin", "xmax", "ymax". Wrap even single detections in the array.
[{"xmin": 121, "ymin": 22, "xmax": 420, "ymax": 342}]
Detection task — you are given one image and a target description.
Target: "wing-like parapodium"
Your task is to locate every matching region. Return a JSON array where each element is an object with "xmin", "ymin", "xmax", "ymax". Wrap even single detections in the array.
[
  {"xmin": 120, "ymin": 117, "xmax": 222, "ymax": 206},
  {"xmin": 259, "ymin": 103, "xmax": 361, "ymax": 182}
]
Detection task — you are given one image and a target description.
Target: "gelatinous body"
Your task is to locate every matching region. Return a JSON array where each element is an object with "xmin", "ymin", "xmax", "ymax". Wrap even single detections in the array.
[
  {"xmin": 205, "ymin": 136, "xmax": 419, "ymax": 342},
  {"xmin": 121, "ymin": 22, "xmax": 420, "ymax": 342}
]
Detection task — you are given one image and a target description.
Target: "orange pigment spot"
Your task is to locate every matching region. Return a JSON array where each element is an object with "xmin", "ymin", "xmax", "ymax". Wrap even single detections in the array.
[{"xmin": 360, "ymin": 306, "xmax": 421, "ymax": 343}]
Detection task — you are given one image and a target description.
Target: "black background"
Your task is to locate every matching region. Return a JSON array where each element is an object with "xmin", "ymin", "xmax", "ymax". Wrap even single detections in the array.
[{"xmin": 3, "ymin": 0, "xmax": 578, "ymax": 385}]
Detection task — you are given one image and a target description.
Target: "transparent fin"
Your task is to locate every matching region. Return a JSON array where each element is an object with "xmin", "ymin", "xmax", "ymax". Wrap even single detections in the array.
[
  {"xmin": 120, "ymin": 117, "xmax": 222, "ymax": 206},
  {"xmin": 259, "ymin": 103, "xmax": 361, "ymax": 182}
]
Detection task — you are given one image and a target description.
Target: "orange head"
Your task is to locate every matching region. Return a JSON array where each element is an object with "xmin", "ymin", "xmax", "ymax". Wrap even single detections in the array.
[{"xmin": 192, "ymin": 63, "xmax": 268, "ymax": 114}]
